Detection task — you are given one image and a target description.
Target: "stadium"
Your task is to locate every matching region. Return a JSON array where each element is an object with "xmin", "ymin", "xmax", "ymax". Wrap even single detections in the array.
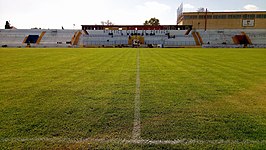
[
  {"xmin": 1, "ymin": 4, "xmax": 266, "ymax": 48},
  {"xmin": 1, "ymin": 1, "xmax": 266, "ymax": 149}
]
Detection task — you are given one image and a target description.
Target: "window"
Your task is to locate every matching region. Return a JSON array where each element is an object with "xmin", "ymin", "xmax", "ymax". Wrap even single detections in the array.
[
  {"xmin": 192, "ymin": 15, "xmax": 198, "ymax": 19},
  {"xmin": 256, "ymin": 14, "xmax": 266, "ymax": 18},
  {"xmin": 213, "ymin": 15, "xmax": 227, "ymax": 19},
  {"xmin": 243, "ymin": 14, "xmax": 255, "ymax": 19},
  {"xmin": 207, "ymin": 15, "xmax": 213, "ymax": 19},
  {"xmin": 250, "ymin": 14, "xmax": 255, "ymax": 19},
  {"xmin": 228, "ymin": 15, "xmax": 241, "ymax": 19},
  {"xmin": 256, "ymin": 14, "xmax": 262, "ymax": 18},
  {"xmin": 199, "ymin": 15, "xmax": 204, "ymax": 19},
  {"xmin": 184, "ymin": 15, "xmax": 198, "ymax": 19},
  {"xmin": 184, "ymin": 15, "xmax": 190, "ymax": 19},
  {"xmin": 198, "ymin": 15, "xmax": 212, "ymax": 19}
]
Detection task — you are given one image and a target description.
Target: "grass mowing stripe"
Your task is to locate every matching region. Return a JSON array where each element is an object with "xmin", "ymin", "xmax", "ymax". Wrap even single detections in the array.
[
  {"xmin": 155, "ymin": 50, "xmax": 246, "ymax": 91},
  {"xmin": 161, "ymin": 49, "xmax": 264, "ymax": 92},
  {"xmin": 1, "ymin": 48, "xmax": 266, "ymax": 149},
  {"xmin": 132, "ymin": 49, "xmax": 141, "ymax": 140},
  {"xmin": 140, "ymin": 48, "xmax": 266, "ymax": 141},
  {"xmin": 0, "ymin": 48, "xmax": 136, "ymax": 142}
]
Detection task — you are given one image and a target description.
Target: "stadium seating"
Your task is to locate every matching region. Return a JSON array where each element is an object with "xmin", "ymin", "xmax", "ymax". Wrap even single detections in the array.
[
  {"xmin": 0, "ymin": 29, "xmax": 77, "ymax": 47},
  {"xmin": 0, "ymin": 29, "xmax": 42, "ymax": 47},
  {"xmin": 39, "ymin": 30, "xmax": 76, "ymax": 47},
  {"xmin": 244, "ymin": 29, "xmax": 266, "ymax": 46},
  {"xmin": 198, "ymin": 30, "xmax": 236, "ymax": 45},
  {"xmin": 198, "ymin": 29, "xmax": 266, "ymax": 48},
  {"xmin": 0, "ymin": 28, "xmax": 265, "ymax": 48},
  {"xmin": 83, "ymin": 29, "xmax": 195, "ymax": 47}
]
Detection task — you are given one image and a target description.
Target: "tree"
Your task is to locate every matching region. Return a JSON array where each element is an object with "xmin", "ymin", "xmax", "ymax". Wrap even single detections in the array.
[
  {"xmin": 197, "ymin": 8, "xmax": 210, "ymax": 12},
  {"xmin": 143, "ymin": 17, "xmax": 160, "ymax": 26},
  {"xmin": 197, "ymin": 7, "xmax": 205, "ymax": 12}
]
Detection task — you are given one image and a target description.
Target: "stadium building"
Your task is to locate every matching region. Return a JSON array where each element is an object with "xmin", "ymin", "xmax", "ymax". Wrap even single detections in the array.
[{"xmin": 177, "ymin": 11, "xmax": 266, "ymax": 30}]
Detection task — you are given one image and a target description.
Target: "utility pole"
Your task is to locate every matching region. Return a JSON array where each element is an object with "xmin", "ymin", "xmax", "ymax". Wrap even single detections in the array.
[{"xmin": 205, "ymin": 8, "xmax": 208, "ymax": 31}]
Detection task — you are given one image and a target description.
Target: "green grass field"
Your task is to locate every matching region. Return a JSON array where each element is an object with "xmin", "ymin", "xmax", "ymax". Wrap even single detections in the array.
[{"xmin": 0, "ymin": 48, "xmax": 266, "ymax": 149}]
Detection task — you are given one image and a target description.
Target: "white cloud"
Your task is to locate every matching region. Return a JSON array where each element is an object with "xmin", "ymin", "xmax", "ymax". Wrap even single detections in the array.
[
  {"xmin": 184, "ymin": 4, "xmax": 195, "ymax": 9},
  {"xmin": 133, "ymin": 1, "xmax": 173, "ymax": 24},
  {"xmin": 244, "ymin": 4, "xmax": 259, "ymax": 10},
  {"xmin": 84, "ymin": 1, "xmax": 174, "ymax": 25},
  {"xmin": 183, "ymin": 3, "xmax": 196, "ymax": 12},
  {"xmin": 136, "ymin": 1, "xmax": 171, "ymax": 16}
]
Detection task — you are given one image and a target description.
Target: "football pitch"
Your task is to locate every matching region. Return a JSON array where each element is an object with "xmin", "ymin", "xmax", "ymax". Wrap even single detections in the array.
[{"xmin": 0, "ymin": 48, "xmax": 266, "ymax": 149}]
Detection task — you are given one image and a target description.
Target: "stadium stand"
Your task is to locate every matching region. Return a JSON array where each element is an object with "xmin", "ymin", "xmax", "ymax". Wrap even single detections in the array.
[
  {"xmin": 79, "ymin": 25, "xmax": 196, "ymax": 48},
  {"xmin": 39, "ymin": 30, "xmax": 77, "ymax": 47},
  {"xmin": 0, "ymin": 29, "xmax": 42, "ymax": 47},
  {"xmin": 0, "ymin": 29, "xmax": 78, "ymax": 47},
  {"xmin": 196, "ymin": 29, "xmax": 266, "ymax": 48},
  {"xmin": 0, "ymin": 25, "xmax": 265, "ymax": 48},
  {"xmin": 244, "ymin": 29, "xmax": 266, "ymax": 47}
]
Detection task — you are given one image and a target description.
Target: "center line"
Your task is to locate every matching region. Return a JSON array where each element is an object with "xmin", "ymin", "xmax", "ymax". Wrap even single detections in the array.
[{"xmin": 132, "ymin": 49, "xmax": 141, "ymax": 140}]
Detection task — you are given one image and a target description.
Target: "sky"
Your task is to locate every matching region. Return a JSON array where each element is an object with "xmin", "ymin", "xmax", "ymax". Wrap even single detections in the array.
[{"xmin": 0, "ymin": 0, "xmax": 265, "ymax": 29}]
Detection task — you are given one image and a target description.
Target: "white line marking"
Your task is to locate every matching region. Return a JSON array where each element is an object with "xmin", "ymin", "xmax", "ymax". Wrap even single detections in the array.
[
  {"xmin": 2, "ymin": 138, "xmax": 265, "ymax": 145},
  {"xmin": 132, "ymin": 49, "xmax": 141, "ymax": 140}
]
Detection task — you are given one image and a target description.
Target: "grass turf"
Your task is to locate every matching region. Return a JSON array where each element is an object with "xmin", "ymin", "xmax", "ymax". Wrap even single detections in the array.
[
  {"xmin": 0, "ymin": 48, "xmax": 137, "ymax": 148},
  {"xmin": 140, "ymin": 49, "xmax": 266, "ymax": 141},
  {"xmin": 0, "ymin": 48, "xmax": 266, "ymax": 149}
]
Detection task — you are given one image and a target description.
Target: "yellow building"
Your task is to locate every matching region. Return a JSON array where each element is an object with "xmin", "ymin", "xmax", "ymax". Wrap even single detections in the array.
[{"xmin": 177, "ymin": 11, "xmax": 266, "ymax": 30}]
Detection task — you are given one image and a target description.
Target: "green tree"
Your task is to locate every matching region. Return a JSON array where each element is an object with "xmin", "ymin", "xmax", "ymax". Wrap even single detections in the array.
[
  {"xmin": 144, "ymin": 17, "xmax": 160, "ymax": 26},
  {"xmin": 197, "ymin": 7, "xmax": 205, "ymax": 12}
]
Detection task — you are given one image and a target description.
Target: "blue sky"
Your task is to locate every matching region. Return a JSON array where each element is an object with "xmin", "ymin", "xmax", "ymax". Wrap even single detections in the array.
[{"xmin": 0, "ymin": 0, "xmax": 265, "ymax": 29}]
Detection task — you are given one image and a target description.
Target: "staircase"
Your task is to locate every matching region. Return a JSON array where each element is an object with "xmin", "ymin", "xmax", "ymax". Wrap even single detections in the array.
[
  {"xmin": 192, "ymin": 32, "xmax": 203, "ymax": 46},
  {"xmin": 71, "ymin": 31, "xmax": 82, "ymax": 45},
  {"xmin": 36, "ymin": 31, "xmax": 46, "ymax": 44}
]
